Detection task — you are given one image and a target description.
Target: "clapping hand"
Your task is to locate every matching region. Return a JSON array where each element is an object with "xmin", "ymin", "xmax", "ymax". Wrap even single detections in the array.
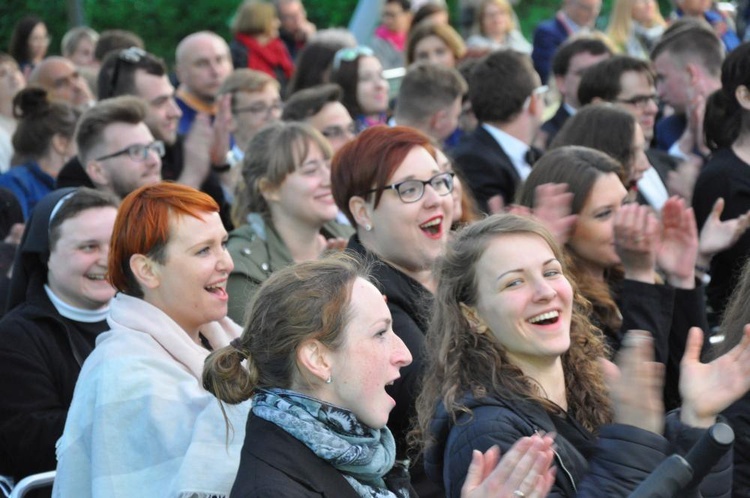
[
  {"xmin": 615, "ymin": 203, "xmax": 660, "ymax": 283},
  {"xmin": 698, "ymin": 198, "xmax": 750, "ymax": 264},
  {"xmin": 656, "ymin": 197, "xmax": 698, "ymax": 289},
  {"xmin": 461, "ymin": 435, "xmax": 556, "ymax": 498}
]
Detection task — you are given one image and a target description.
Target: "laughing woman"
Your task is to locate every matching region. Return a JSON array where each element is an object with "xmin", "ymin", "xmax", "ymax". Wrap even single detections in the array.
[
  {"xmin": 332, "ymin": 125, "xmax": 453, "ymax": 496},
  {"xmin": 54, "ymin": 183, "xmax": 248, "ymax": 497}
]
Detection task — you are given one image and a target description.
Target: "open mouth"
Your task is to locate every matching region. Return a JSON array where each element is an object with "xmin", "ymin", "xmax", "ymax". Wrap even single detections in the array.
[
  {"xmin": 205, "ymin": 282, "xmax": 228, "ymax": 300},
  {"xmin": 85, "ymin": 273, "xmax": 107, "ymax": 281},
  {"xmin": 419, "ymin": 216, "xmax": 443, "ymax": 238},
  {"xmin": 528, "ymin": 310, "xmax": 560, "ymax": 326}
]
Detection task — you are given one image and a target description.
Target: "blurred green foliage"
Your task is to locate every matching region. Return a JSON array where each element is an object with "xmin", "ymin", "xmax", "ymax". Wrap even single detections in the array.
[{"xmin": 1, "ymin": 0, "xmax": 676, "ymax": 67}]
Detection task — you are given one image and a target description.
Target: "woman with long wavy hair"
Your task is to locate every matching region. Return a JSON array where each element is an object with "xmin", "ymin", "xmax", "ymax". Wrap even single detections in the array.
[{"xmin": 416, "ymin": 213, "xmax": 750, "ymax": 497}]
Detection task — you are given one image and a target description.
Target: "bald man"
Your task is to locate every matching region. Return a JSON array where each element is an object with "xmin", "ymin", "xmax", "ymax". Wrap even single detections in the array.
[
  {"xmin": 28, "ymin": 56, "xmax": 93, "ymax": 108},
  {"xmin": 174, "ymin": 31, "xmax": 233, "ymax": 135}
]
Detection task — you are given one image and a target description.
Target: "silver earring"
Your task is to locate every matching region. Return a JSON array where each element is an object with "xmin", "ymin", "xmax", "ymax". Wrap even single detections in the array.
[
  {"xmin": 364, "ymin": 224, "xmax": 372, "ymax": 232},
  {"xmin": 325, "ymin": 376, "xmax": 332, "ymax": 384}
]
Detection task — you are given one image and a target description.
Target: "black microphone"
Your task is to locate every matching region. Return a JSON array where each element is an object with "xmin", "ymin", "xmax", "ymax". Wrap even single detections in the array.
[{"xmin": 629, "ymin": 422, "xmax": 734, "ymax": 498}]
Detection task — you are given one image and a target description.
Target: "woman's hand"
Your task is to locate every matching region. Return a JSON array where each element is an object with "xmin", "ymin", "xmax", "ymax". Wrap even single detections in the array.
[
  {"xmin": 601, "ymin": 331, "xmax": 665, "ymax": 434},
  {"xmin": 656, "ymin": 197, "xmax": 698, "ymax": 289},
  {"xmin": 698, "ymin": 198, "xmax": 750, "ymax": 265},
  {"xmin": 680, "ymin": 325, "xmax": 750, "ymax": 427},
  {"xmin": 461, "ymin": 435, "xmax": 556, "ymax": 498},
  {"xmin": 528, "ymin": 183, "xmax": 577, "ymax": 246},
  {"xmin": 615, "ymin": 204, "xmax": 659, "ymax": 283}
]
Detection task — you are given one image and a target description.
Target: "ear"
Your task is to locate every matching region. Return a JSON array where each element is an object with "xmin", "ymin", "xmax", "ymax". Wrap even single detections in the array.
[
  {"xmin": 84, "ymin": 159, "xmax": 109, "ymax": 188},
  {"xmin": 296, "ymin": 338, "xmax": 332, "ymax": 384},
  {"xmin": 428, "ymin": 109, "xmax": 445, "ymax": 134},
  {"xmin": 129, "ymin": 253, "xmax": 161, "ymax": 291},
  {"xmin": 50, "ymin": 134, "xmax": 69, "ymax": 157},
  {"xmin": 554, "ymin": 75, "xmax": 566, "ymax": 97},
  {"xmin": 258, "ymin": 177, "xmax": 281, "ymax": 204},
  {"xmin": 737, "ymin": 85, "xmax": 750, "ymax": 111},
  {"xmin": 348, "ymin": 195, "xmax": 373, "ymax": 231},
  {"xmin": 590, "ymin": 96, "xmax": 605, "ymax": 105},
  {"xmin": 685, "ymin": 62, "xmax": 702, "ymax": 87},
  {"xmin": 527, "ymin": 91, "xmax": 543, "ymax": 116}
]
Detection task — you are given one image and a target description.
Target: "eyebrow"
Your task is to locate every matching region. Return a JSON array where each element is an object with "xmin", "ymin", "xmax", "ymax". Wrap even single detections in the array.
[{"xmin": 496, "ymin": 258, "xmax": 558, "ymax": 281}]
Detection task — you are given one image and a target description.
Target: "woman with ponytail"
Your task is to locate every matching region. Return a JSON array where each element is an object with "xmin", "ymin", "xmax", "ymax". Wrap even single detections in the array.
[
  {"xmin": 693, "ymin": 42, "xmax": 750, "ymax": 321},
  {"xmin": 204, "ymin": 253, "xmax": 558, "ymax": 498}
]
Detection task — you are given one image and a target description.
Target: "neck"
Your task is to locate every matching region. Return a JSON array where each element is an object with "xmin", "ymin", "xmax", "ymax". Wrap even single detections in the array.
[
  {"xmin": 37, "ymin": 154, "xmax": 64, "ymax": 178},
  {"xmin": 359, "ymin": 233, "xmax": 438, "ymax": 293},
  {"xmin": 512, "ymin": 354, "xmax": 567, "ymax": 409},
  {"xmin": 271, "ymin": 211, "xmax": 326, "ymax": 263},
  {"xmin": 485, "ymin": 118, "xmax": 534, "ymax": 145},
  {"xmin": 0, "ymin": 99, "xmax": 13, "ymax": 119}
]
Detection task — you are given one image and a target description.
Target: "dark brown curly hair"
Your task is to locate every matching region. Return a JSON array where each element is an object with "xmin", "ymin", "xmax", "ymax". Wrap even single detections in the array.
[{"xmin": 413, "ymin": 214, "xmax": 613, "ymax": 454}]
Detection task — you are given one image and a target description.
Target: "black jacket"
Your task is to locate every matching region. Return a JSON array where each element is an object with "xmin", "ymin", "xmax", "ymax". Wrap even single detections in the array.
[
  {"xmin": 231, "ymin": 415, "xmax": 373, "ymax": 497},
  {"xmin": 426, "ymin": 393, "xmax": 733, "ymax": 498},
  {"xmin": 0, "ymin": 273, "xmax": 106, "ymax": 482},
  {"xmin": 540, "ymin": 104, "xmax": 571, "ymax": 148},
  {"xmin": 723, "ymin": 393, "xmax": 750, "ymax": 498},
  {"xmin": 450, "ymin": 125, "xmax": 520, "ymax": 213}
]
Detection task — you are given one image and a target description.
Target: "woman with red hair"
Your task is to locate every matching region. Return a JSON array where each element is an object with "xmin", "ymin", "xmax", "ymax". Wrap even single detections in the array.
[
  {"xmin": 54, "ymin": 182, "xmax": 248, "ymax": 497},
  {"xmin": 332, "ymin": 125, "xmax": 453, "ymax": 496}
]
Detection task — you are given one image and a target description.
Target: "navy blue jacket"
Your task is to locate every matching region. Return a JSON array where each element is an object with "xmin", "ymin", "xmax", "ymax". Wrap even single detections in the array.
[{"xmin": 425, "ymin": 394, "xmax": 733, "ymax": 498}]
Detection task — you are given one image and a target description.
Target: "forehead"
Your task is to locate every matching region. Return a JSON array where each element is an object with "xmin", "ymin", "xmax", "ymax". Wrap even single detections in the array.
[
  {"xmin": 584, "ymin": 172, "xmax": 627, "ymax": 209},
  {"xmin": 134, "ymin": 71, "xmax": 173, "ymax": 100},
  {"xmin": 478, "ymin": 233, "xmax": 556, "ymax": 275},
  {"xmin": 56, "ymin": 206, "xmax": 117, "ymax": 238},
  {"xmin": 183, "ymin": 36, "xmax": 228, "ymax": 64},
  {"xmin": 358, "ymin": 56, "xmax": 382, "ymax": 74},
  {"xmin": 167, "ymin": 210, "xmax": 224, "ymax": 246},
  {"xmin": 618, "ymin": 70, "xmax": 654, "ymax": 96},
  {"xmin": 41, "ymin": 60, "xmax": 76, "ymax": 81},
  {"xmin": 101, "ymin": 121, "xmax": 154, "ymax": 150},
  {"xmin": 346, "ymin": 277, "xmax": 389, "ymax": 334},
  {"xmin": 311, "ymin": 101, "xmax": 352, "ymax": 126},
  {"xmin": 416, "ymin": 35, "xmax": 448, "ymax": 51},
  {"xmin": 390, "ymin": 146, "xmax": 439, "ymax": 181},
  {"xmin": 234, "ymin": 84, "xmax": 279, "ymax": 103}
]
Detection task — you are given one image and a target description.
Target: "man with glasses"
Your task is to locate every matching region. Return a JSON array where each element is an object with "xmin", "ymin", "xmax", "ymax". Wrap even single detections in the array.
[
  {"xmin": 219, "ymin": 68, "xmax": 282, "ymax": 166},
  {"xmin": 532, "ymin": 0, "xmax": 603, "ymax": 83},
  {"xmin": 282, "ymin": 83, "xmax": 356, "ymax": 154},
  {"xmin": 451, "ymin": 50, "xmax": 546, "ymax": 214},
  {"xmin": 75, "ymin": 96, "xmax": 162, "ymax": 199},
  {"xmin": 27, "ymin": 56, "xmax": 94, "ymax": 109}
]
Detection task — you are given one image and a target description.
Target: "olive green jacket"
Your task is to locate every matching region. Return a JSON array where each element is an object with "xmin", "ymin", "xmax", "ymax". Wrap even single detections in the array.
[{"xmin": 226, "ymin": 215, "xmax": 353, "ymax": 324}]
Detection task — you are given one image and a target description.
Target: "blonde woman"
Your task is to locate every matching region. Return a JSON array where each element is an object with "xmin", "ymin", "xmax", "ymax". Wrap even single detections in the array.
[
  {"xmin": 607, "ymin": 0, "xmax": 666, "ymax": 59},
  {"xmin": 466, "ymin": 0, "xmax": 531, "ymax": 54}
]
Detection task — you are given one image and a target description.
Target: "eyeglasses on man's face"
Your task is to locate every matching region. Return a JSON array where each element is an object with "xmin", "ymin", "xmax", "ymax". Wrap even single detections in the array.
[
  {"xmin": 366, "ymin": 172, "xmax": 455, "ymax": 203},
  {"xmin": 614, "ymin": 93, "xmax": 659, "ymax": 109},
  {"xmin": 233, "ymin": 100, "xmax": 283, "ymax": 117},
  {"xmin": 95, "ymin": 140, "xmax": 165, "ymax": 162}
]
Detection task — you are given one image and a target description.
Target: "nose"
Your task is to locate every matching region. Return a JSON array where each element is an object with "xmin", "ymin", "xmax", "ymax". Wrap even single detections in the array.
[
  {"xmin": 219, "ymin": 245, "xmax": 235, "ymax": 273},
  {"xmin": 533, "ymin": 277, "xmax": 557, "ymax": 302},
  {"xmin": 168, "ymin": 98, "xmax": 182, "ymax": 118},
  {"xmin": 99, "ymin": 243, "xmax": 111, "ymax": 266},
  {"xmin": 645, "ymin": 97, "xmax": 658, "ymax": 116},
  {"xmin": 392, "ymin": 333, "xmax": 412, "ymax": 368},
  {"xmin": 421, "ymin": 181, "xmax": 441, "ymax": 207}
]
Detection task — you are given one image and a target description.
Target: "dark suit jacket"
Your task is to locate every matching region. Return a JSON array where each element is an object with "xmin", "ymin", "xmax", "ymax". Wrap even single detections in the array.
[
  {"xmin": 540, "ymin": 104, "xmax": 571, "ymax": 148},
  {"xmin": 532, "ymin": 16, "xmax": 569, "ymax": 83},
  {"xmin": 450, "ymin": 125, "xmax": 520, "ymax": 214}
]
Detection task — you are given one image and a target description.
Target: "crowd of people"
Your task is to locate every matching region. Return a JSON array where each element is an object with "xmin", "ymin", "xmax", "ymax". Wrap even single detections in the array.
[{"xmin": 2, "ymin": 0, "xmax": 750, "ymax": 497}]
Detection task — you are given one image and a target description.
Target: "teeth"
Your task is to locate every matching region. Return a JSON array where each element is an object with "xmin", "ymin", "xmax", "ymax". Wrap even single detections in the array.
[
  {"xmin": 86, "ymin": 275, "xmax": 106, "ymax": 281},
  {"xmin": 528, "ymin": 311, "xmax": 559, "ymax": 324},
  {"xmin": 420, "ymin": 218, "xmax": 441, "ymax": 228}
]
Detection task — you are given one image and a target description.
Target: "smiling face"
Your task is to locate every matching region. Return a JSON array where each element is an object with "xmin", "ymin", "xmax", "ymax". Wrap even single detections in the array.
[
  {"xmin": 145, "ymin": 211, "xmax": 233, "ymax": 335},
  {"xmin": 231, "ymin": 84, "xmax": 282, "ymax": 151},
  {"xmin": 568, "ymin": 172, "xmax": 628, "ymax": 277},
  {"xmin": 47, "ymin": 206, "xmax": 118, "ymax": 310},
  {"xmin": 308, "ymin": 101, "xmax": 356, "ymax": 153},
  {"xmin": 356, "ymin": 56, "xmax": 389, "ymax": 116},
  {"xmin": 474, "ymin": 233, "xmax": 573, "ymax": 369},
  {"xmin": 414, "ymin": 35, "xmax": 456, "ymax": 68},
  {"xmin": 481, "ymin": 2, "xmax": 512, "ymax": 39},
  {"xmin": 135, "ymin": 71, "xmax": 182, "ymax": 145},
  {"xmin": 628, "ymin": 124, "xmax": 650, "ymax": 184},
  {"xmin": 265, "ymin": 140, "xmax": 338, "ymax": 229},
  {"xmin": 615, "ymin": 70, "xmax": 658, "ymax": 141},
  {"xmin": 362, "ymin": 146, "xmax": 453, "ymax": 275},
  {"xmin": 324, "ymin": 277, "xmax": 412, "ymax": 428}
]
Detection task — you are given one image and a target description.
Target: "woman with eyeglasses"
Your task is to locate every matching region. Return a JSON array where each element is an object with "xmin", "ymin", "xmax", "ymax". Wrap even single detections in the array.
[
  {"xmin": 331, "ymin": 125, "xmax": 453, "ymax": 496},
  {"xmin": 331, "ymin": 46, "xmax": 390, "ymax": 133},
  {"xmin": 226, "ymin": 121, "xmax": 352, "ymax": 323},
  {"xmin": 0, "ymin": 187, "xmax": 118, "ymax": 489},
  {"xmin": 0, "ymin": 87, "xmax": 79, "ymax": 219},
  {"xmin": 54, "ymin": 182, "xmax": 248, "ymax": 497}
]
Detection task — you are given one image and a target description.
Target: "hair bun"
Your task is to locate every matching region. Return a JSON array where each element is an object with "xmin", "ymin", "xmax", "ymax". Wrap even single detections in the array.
[{"xmin": 12, "ymin": 87, "xmax": 51, "ymax": 119}]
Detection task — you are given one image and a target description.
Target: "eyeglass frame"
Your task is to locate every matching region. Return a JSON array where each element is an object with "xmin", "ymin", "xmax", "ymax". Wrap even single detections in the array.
[
  {"xmin": 106, "ymin": 46, "xmax": 147, "ymax": 99},
  {"xmin": 364, "ymin": 172, "xmax": 455, "ymax": 204},
  {"xmin": 614, "ymin": 93, "xmax": 659, "ymax": 109},
  {"xmin": 332, "ymin": 46, "xmax": 375, "ymax": 72},
  {"xmin": 95, "ymin": 140, "xmax": 165, "ymax": 162},
  {"xmin": 232, "ymin": 100, "xmax": 284, "ymax": 117}
]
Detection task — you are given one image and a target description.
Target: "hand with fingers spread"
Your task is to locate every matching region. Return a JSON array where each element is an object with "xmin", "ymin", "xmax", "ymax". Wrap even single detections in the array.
[
  {"xmin": 698, "ymin": 198, "xmax": 750, "ymax": 264},
  {"xmin": 210, "ymin": 94, "xmax": 233, "ymax": 166},
  {"xmin": 656, "ymin": 196, "xmax": 699, "ymax": 289},
  {"xmin": 615, "ymin": 203, "xmax": 659, "ymax": 283},
  {"xmin": 601, "ymin": 331, "xmax": 665, "ymax": 434},
  {"xmin": 679, "ymin": 325, "xmax": 750, "ymax": 428},
  {"xmin": 180, "ymin": 112, "xmax": 213, "ymax": 189},
  {"xmin": 461, "ymin": 435, "xmax": 556, "ymax": 498},
  {"xmin": 529, "ymin": 183, "xmax": 577, "ymax": 246}
]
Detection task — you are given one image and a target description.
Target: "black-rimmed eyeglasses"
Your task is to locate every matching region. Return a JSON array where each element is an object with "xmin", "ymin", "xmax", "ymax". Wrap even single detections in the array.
[
  {"xmin": 106, "ymin": 46, "xmax": 147, "ymax": 99},
  {"xmin": 614, "ymin": 93, "xmax": 659, "ymax": 109},
  {"xmin": 95, "ymin": 141, "xmax": 165, "ymax": 162},
  {"xmin": 365, "ymin": 172, "xmax": 454, "ymax": 203}
]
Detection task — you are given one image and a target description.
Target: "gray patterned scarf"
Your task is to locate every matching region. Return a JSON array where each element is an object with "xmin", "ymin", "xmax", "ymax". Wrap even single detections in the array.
[{"xmin": 252, "ymin": 388, "xmax": 408, "ymax": 498}]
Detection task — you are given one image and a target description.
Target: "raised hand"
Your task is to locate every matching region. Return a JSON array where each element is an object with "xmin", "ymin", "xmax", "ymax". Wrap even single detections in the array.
[
  {"xmin": 461, "ymin": 436, "xmax": 556, "ymax": 498},
  {"xmin": 529, "ymin": 183, "xmax": 577, "ymax": 245},
  {"xmin": 615, "ymin": 203, "xmax": 659, "ymax": 283},
  {"xmin": 698, "ymin": 198, "xmax": 750, "ymax": 263},
  {"xmin": 601, "ymin": 331, "xmax": 665, "ymax": 434},
  {"xmin": 656, "ymin": 196, "xmax": 698, "ymax": 289},
  {"xmin": 210, "ymin": 93, "xmax": 233, "ymax": 166},
  {"xmin": 680, "ymin": 325, "xmax": 750, "ymax": 428},
  {"xmin": 179, "ymin": 113, "xmax": 213, "ymax": 188}
]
